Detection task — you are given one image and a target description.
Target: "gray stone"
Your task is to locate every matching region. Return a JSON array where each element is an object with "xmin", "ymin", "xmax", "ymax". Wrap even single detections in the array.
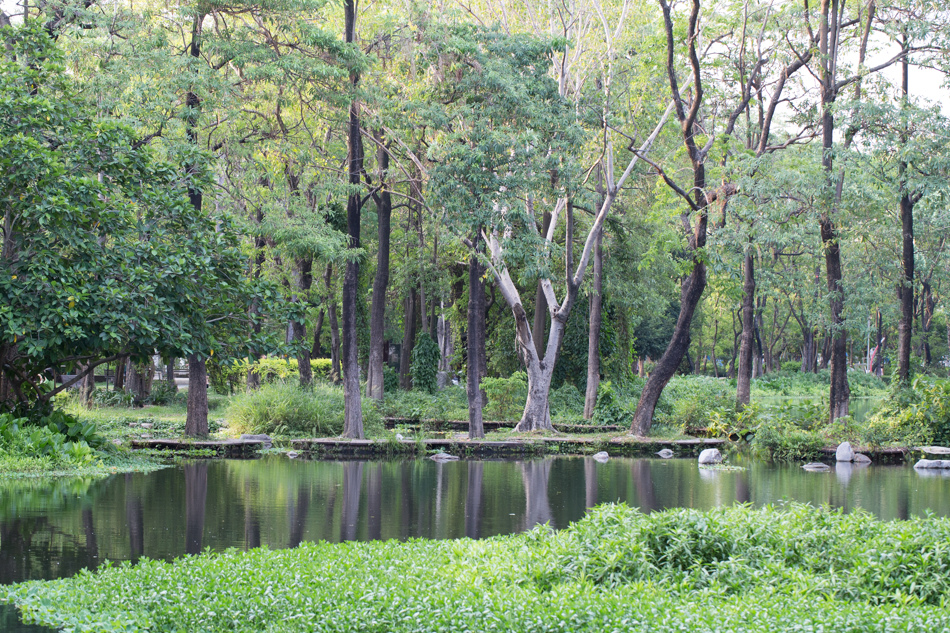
[
  {"xmin": 436, "ymin": 371, "xmax": 448, "ymax": 390},
  {"xmin": 592, "ymin": 451, "xmax": 610, "ymax": 463},
  {"xmin": 240, "ymin": 433, "xmax": 273, "ymax": 448},
  {"xmin": 286, "ymin": 451, "xmax": 299, "ymax": 459},
  {"xmin": 853, "ymin": 453, "xmax": 872, "ymax": 464},
  {"xmin": 429, "ymin": 452, "xmax": 459, "ymax": 462},
  {"xmin": 128, "ymin": 422, "xmax": 139, "ymax": 428},
  {"xmin": 914, "ymin": 459, "xmax": 950, "ymax": 469},
  {"xmin": 802, "ymin": 462, "xmax": 831, "ymax": 472},
  {"xmin": 656, "ymin": 449, "xmax": 675, "ymax": 459},
  {"xmin": 835, "ymin": 442, "xmax": 855, "ymax": 462},
  {"xmin": 395, "ymin": 433, "xmax": 404, "ymax": 441},
  {"xmin": 698, "ymin": 448, "xmax": 723, "ymax": 465},
  {"xmin": 915, "ymin": 446, "xmax": 950, "ymax": 455},
  {"xmin": 140, "ymin": 422, "xmax": 153, "ymax": 429}
]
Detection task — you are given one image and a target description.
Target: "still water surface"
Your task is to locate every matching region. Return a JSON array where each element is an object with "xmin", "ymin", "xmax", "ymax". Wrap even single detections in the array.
[{"xmin": 2, "ymin": 455, "xmax": 950, "ymax": 630}]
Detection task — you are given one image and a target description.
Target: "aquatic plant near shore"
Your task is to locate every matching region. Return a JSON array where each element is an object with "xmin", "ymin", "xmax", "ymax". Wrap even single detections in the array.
[{"xmin": 3, "ymin": 503, "xmax": 949, "ymax": 632}]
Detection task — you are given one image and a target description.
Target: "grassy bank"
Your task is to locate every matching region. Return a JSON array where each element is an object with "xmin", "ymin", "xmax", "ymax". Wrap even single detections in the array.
[{"xmin": 3, "ymin": 503, "xmax": 948, "ymax": 632}]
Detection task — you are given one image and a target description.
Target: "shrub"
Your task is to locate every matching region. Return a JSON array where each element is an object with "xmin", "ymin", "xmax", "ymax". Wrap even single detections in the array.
[
  {"xmin": 410, "ymin": 334, "xmax": 440, "ymax": 394},
  {"xmin": 781, "ymin": 361, "xmax": 801, "ymax": 373},
  {"xmin": 481, "ymin": 372, "xmax": 527, "ymax": 421},
  {"xmin": 751, "ymin": 416, "xmax": 825, "ymax": 461},
  {"xmin": 379, "ymin": 386, "xmax": 469, "ymax": 422},
  {"xmin": 592, "ymin": 381, "xmax": 629, "ymax": 426},
  {"xmin": 860, "ymin": 376, "xmax": 950, "ymax": 447},
  {"xmin": 91, "ymin": 388, "xmax": 135, "ymax": 408},
  {"xmin": 145, "ymin": 381, "xmax": 184, "ymax": 406},
  {"xmin": 226, "ymin": 381, "xmax": 382, "ymax": 438},
  {"xmin": 549, "ymin": 383, "xmax": 585, "ymax": 421}
]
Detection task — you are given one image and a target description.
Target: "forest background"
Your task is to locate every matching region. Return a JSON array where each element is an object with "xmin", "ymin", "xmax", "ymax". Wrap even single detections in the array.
[{"xmin": 2, "ymin": 0, "xmax": 950, "ymax": 451}]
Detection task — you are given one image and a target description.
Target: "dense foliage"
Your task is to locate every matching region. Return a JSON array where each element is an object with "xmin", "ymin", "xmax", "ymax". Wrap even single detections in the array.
[{"xmin": 4, "ymin": 503, "xmax": 950, "ymax": 632}]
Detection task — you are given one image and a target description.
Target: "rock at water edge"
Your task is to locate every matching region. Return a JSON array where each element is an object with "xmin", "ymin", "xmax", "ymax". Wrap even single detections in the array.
[
  {"xmin": 592, "ymin": 451, "xmax": 609, "ymax": 463},
  {"xmin": 430, "ymin": 452, "xmax": 459, "ymax": 462},
  {"xmin": 853, "ymin": 453, "xmax": 872, "ymax": 464},
  {"xmin": 698, "ymin": 448, "xmax": 723, "ymax": 465},
  {"xmin": 241, "ymin": 433, "xmax": 274, "ymax": 448},
  {"xmin": 656, "ymin": 449, "xmax": 674, "ymax": 459},
  {"xmin": 835, "ymin": 442, "xmax": 855, "ymax": 462},
  {"xmin": 802, "ymin": 462, "xmax": 830, "ymax": 472},
  {"xmin": 914, "ymin": 459, "xmax": 950, "ymax": 469}
]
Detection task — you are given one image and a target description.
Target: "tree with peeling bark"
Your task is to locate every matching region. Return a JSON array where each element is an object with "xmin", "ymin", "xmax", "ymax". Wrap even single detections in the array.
[{"xmin": 428, "ymin": 25, "xmax": 675, "ymax": 432}]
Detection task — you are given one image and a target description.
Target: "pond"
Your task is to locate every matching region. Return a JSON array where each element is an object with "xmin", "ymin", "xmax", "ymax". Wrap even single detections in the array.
[{"xmin": 3, "ymin": 455, "xmax": 950, "ymax": 630}]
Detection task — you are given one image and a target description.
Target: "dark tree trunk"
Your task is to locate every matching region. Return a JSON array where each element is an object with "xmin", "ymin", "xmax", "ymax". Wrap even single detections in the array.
[
  {"xmin": 323, "ymin": 264, "xmax": 342, "ymax": 383},
  {"xmin": 165, "ymin": 357, "xmax": 178, "ymax": 392},
  {"xmin": 247, "ymin": 206, "xmax": 266, "ymax": 391},
  {"xmin": 126, "ymin": 360, "xmax": 151, "ymax": 404},
  {"xmin": 467, "ymin": 245, "xmax": 486, "ymax": 438},
  {"xmin": 921, "ymin": 281, "xmax": 934, "ymax": 366},
  {"xmin": 737, "ymin": 250, "xmax": 755, "ymax": 405},
  {"xmin": 366, "ymin": 138, "xmax": 392, "ymax": 401},
  {"xmin": 341, "ymin": 0, "xmax": 363, "ymax": 438},
  {"xmin": 631, "ymin": 262, "xmax": 706, "ymax": 435},
  {"xmin": 817, "ymin": 0, "xmax": 851, "ymax": 421},
  {"xmin": 399, "ymin": 288, "xmax": 417, "ymax": 390},
  {"xmin": 185, "ymin": 354, "xmax": 208, "ymax": 437},
  {"xmin": 583, "ymin": 225, "xmax": 604, "ymax": 419},
  {"xmin": 113, "ymin": 356, "xmax": 126, "ymax": 391},
  {"xmin": 80, "ymin": 362, "xmax": 95, "ymax": 407},
  {"xmin": 311, "ymin": 308, "xmax": 325, "ymax": 359},
  {"xmin": 292, "ymin": 257, "xmax": 314, "ymax": 387}
]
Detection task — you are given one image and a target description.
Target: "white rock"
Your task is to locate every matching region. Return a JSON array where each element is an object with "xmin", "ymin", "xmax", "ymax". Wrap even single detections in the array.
[
  {"xmin": 429, "ymin": 452, "xmax": 459, "ymax": 462},
  {"xmin": 656, "ymin": 449, "xmax": 674, "ymax": 459},
  {"xmin": 853, "ymin": 453, "xmax": 872, "ymax": 464},
  {"xmin": 140, "ymin": 422, "xmax": 153, "ymax": 429},
  {"xmin": 835, "ymin": 442, "xmax": 855, "ymax": 462},
  {"xmin": 915, "ymin": 446, "xmax": 950, "ymax": 455},
  {"xmin": 592, "ymin": 451, "xmax": 609, "ymax": 463},
  {"xmin": 286, "ymin": 451, "xmax": 299, "ymax": 459},
  {"xmin": 698, "ymin": 448, "xmax": 723, "ymax": 465},
  {"xmin": 395, "ymin": 433, "xmax": 404, "ymax": 440},
  {"xmin": 914, "ymin": 459, "xmax": 950, "ymax": 469},
  {"xmin": 802, "ymin": 462, "xmax": 830, "ymax": 472}
]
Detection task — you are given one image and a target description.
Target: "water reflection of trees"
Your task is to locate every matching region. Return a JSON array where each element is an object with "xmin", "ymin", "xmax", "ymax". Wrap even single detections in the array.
[{"xmin": 5, "ymin": 457, "xmax": 950, "ymax": 587}]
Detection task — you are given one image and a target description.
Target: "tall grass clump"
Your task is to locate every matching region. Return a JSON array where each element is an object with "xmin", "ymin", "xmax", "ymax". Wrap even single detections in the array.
[{"xmin": 226, "ymin": 382, "xmax": 382, "ymax": 438}]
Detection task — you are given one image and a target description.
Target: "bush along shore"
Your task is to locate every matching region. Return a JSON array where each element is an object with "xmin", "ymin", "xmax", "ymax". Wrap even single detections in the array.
[
  {"xmin": 3, "ymin": 503, "xmax": 949, "ymax": 632},
  {"xmin": 18, "ymin": 368, "xmax": 945, "ymax": 466}
]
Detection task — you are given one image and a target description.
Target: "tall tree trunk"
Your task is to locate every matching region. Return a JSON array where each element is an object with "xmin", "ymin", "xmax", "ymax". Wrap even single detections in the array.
[
  {"xmin": 127, "ymin": 360, "xmax": 151, "ymax": 404},
  {"xmin": 817, "ymin": 0, "xmax": 852, "ymax": 421},
  {"xmin": 292, "ymin": 257, "xmax": 314, "ymax": 387},
  {"xmin": 165, "ymin": 357, "xmax": 178, "ymax": 392},
  {"xmin": 185, "ymin": 354, "xmax": 208, "ymax": 437},
  {"xmin": 399, "ymin": 288, "xmax": 417, "ymax": 390},
  {"xmin": 80, "ymin": 362, "xmax": 95, "ymax": 407},
  {"xmin": 114, "ymin": 356, "xmax": 126, "ymax": 391},
  {"xmin": 583, "ymin": 225, "xmax": 603, "ymax": 419},
  {"xmin": 467, "ymin": 245, "xmax": 486, "ymax": 438},
  {"xmin": 341, "ymin": 0, "xmax": 364, "ymax": 438},
  {"xmin": 921, "ymin": 280, "xmax": 934, "ymax": 367},
  {"xmin": 632, "ymin": 264, "xmax": 706, "ymax": 434},
  {"xmin": 311, "ymin": 308, "xmax": 325, "ymax": 358},
  {"xmin": 896, "ymin": 51, "xmax": 915, "ymax": 383},
  {"xmin": 532, "ymin": 211, "xmax": 553, "ymax": 357},
  {"xmin": 736, "ymin": 250, "xmax": 755, "ymax": 405},
  {"xmin": 366, "ymin": 138, "xmax": 392, "ymax": 401}
]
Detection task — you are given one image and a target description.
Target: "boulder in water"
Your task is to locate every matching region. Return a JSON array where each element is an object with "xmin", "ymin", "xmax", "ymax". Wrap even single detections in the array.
[
  {"xmin": 835, "ymin": 442, "xmax": 854, "ymax": 462},
  {"xmin": 656, "ymin": 449, "xmax": 674, "ymax": 459},
  {"xmin": 698, "ymin": 448, "xmax": 723, "ymax": 465},
  {"xmin": 592, "ymin": 451, "xmax": 609, "ymax": 463}
]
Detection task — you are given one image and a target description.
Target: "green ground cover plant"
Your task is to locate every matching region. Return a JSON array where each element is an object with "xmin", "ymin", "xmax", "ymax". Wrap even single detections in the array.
[
  {"xmin": 0, "ymin": 410, "xmax": 161, "ymax": 476},
  {"xmin": 4, "ymin": 503, "xmax": 949, "ymax": 632}
]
